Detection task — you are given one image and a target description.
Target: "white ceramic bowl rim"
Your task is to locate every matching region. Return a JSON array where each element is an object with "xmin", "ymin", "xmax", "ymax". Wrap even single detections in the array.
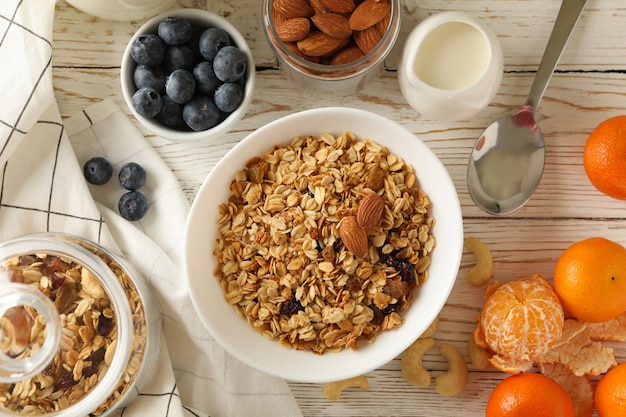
[
  {"xmin": 184, "ymin": 107, "xmax": 464, "ymax": 383},
  {"xmin": 120, "ymin": 8, "xmax": 256, "ymax": 142}
]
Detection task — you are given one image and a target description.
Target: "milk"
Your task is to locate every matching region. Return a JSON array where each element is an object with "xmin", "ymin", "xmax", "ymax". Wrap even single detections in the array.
[
  {"xmin": 413, "ymin": 22, "xmax": 490, "ymax": 91},
  {"xmin": 397, "ymin": 12, "xmax": 503, "ymax": 121}
]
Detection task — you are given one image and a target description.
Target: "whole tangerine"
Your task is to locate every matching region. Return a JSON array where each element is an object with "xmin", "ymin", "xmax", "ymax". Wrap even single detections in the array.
[
  {"xmin": 486, "ymin": 372, "xmax": 575, "ymax": 417},
  {"xmin": 479, "ymin": 274, "xmax": 564, "ymax": 365},
  {"xmin": 583, "ymin": 115, "xmax": 626, "ymax": 199},
  {"xmin": 596, "ymin": 361, "xmax": 626, "ymax": 417},
  {"xmin": 554, "ymin": 237, "xmax": 626, "ymax": 323}
]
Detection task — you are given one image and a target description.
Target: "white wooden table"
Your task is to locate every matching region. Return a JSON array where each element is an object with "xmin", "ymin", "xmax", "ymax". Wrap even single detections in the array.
[{"xmin": 52, "ymin": 0, "xmax": 626, "ymax": 415}]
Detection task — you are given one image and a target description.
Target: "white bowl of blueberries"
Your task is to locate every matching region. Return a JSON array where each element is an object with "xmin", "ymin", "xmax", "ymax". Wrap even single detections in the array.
[{"xmin": 121, "ymin": 8, "xmax": 255, "ymax": 141}]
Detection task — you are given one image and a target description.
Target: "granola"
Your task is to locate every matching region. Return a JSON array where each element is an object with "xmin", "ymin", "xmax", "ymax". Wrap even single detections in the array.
[
  {"xmin": 0, "ymin": 245, "xmax": 146, "ymax": 415},
  {"xmin": 213, "ymin": 131, "xmax": 435, "ymax": 354}
]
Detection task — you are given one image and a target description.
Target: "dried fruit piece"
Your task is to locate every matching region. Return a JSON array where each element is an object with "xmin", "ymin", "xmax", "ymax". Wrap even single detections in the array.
[
  {"xmin": 312, "ymin": 13, "xmax": 353, "ymax": 39},
  {"xmin": 339, "ymin": 216, "xmax": 368, "ymax": 257},
  {"xmin": 349, "ymin": 0, "xmax": 391, "ymax": 31},
  {"xmin": 276, "ymin": 17, "xmax": 311, "ymax": 42},
  {"xmin": 357, "ymin": 193, "xmax": 385, "ymax": 228}
]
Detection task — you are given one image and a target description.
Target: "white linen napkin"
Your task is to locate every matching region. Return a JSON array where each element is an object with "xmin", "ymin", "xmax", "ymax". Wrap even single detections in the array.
[{"xmin": 0, "ymin": 1, "xmax": 303, "ymax": 416}]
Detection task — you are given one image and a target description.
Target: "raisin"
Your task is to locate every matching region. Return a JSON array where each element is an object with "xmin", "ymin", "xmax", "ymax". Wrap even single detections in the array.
[
  {"xmin": 55, "ymin": 372, "xmax": 78, "ymax": 390},
  {"xmin": 280, "ymin": 298, "xmax": 304, "ymax": 316},
  {"xmin": 97, "ymin": 315, "xmax": 114, "ymax": 336},
  {"xmin": 333, "ymin": 238, "xmax": 343, "ymax": 253},
  {"xmin": 399, "ymin": 262, "xmax": 415, "ymax": 285},
  {"xmin": 82, "ymin": 366, "xmax": 98, "ymax": 377},
  {"xmin": 88, "ymin": 348, "xmax": 105, "ymax": 364},
  {"xmin": 49, "ymin": 273, "xmax": 66, "ymax": 290},
  {"xmin": 41, "ymin": 256, "xmax": 70, "ymax": 277},
  {"xmin": 370, "ymin": 305, "xmax": 385, "ymax": 325},
  {"xmin": 345, "ymin": 276, "xmax": 362, "ymax": 293}
]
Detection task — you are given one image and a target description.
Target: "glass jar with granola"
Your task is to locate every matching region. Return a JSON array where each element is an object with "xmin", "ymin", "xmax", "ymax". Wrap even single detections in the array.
[{"xmin": 0, "ymin": 233, "xmax": 161, "ymax": 416}]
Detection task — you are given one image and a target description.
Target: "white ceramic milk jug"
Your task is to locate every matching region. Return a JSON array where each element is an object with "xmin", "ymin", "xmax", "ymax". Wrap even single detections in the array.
[
  {"xmin": 64, "ymin": 0, "xmax": 175, "ymax": 22},
  {"xmin": 398, "ymin": 11, "xmax": 503, "ymax": 121}
]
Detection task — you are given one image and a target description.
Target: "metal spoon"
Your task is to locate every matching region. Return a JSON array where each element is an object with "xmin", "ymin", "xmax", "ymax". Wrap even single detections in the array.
[{"xmin": 467, "ymin": 0, "xmax": 587, "ymax": 215}]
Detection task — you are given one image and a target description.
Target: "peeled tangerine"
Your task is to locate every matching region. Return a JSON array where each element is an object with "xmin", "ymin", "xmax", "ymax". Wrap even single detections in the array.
[{"xmin": 476, "ymin": 274, "xmax": 564, "ymax": 374}]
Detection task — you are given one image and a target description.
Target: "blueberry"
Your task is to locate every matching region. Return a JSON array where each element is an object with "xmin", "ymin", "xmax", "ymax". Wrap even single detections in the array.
[
  {"xmin": 214, "ymin": 82, "xmax": 243, "ymax": 113},
  {"xmin": 83, "ymin": 157, "xmax": 113, "ymax": 185},
  {"xmin": 213, "ymin": 46, "xmax": 247, "ymax": 82},
  {"xmin": 182, "ymin": 96, "xmax": 221, "ymax": 131},
  {"xmin": 119, "ymin": 162, "xmax": 147, "ymax": 190},
  {"xmin": 165, "ymin": 69, "xmax": 196, "ymax": 104},
  {"xmin": 156, "ymin": 95, "xmax": 184, "ymax": 128},
  {"xmin": 118, "ymin": 191, "xmax": 149, "ymax": 221},
  {"xmin": 133, "ymin": 64, "xmax": 166, "ymax": 93},
  {"xmin": 131, "ymin": 87, "xmax": 162, "ymax": 118},
  {"xmin": 163, "ymin": 45, "xmax": 195, "ymax": 73},
  {"xmin": 198, "ymin": 27, "xmax": 231, "ymax": 61},
  {"xmin": 130, "ymin": 34, "xmax": 166, "ymax": 66},
  {"xmin": 193, "ymin": 61, "xmax": 221, "ymax": 95},
  {"xmin": 157, "ymin": 16, "xmax": 193, "ymax": 45}
]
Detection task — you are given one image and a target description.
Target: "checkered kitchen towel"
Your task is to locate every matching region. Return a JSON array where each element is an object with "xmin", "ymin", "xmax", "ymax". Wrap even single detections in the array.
[{"xmin": 0, "ymin": 1, "xmax": 303, "ymax": 416}]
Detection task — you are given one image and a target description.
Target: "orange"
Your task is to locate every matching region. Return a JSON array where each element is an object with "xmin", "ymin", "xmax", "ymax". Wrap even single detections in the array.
[
  {"xmin": 583, "ymin": 115, "xmax": 626, "ymax": 199},
  {"xmin": 479, "ymin": 275, "xmax": 564, "ymax": 367},
  {"xmin": 554, "ymin": 237, "xmax": 626, "ymax": 323},
  {"xmin": 596, "ymin": 361, "xmax": 626, "ymax": 417},
  {"xmin": 486, "ymin": 372, "xmax": 575, "ymax": 417}
]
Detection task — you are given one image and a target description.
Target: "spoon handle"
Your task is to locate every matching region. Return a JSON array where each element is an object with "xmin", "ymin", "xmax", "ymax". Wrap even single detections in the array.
[{"xmin": 526, "ymin": 0, "xmax": 587, "ymax": 111}]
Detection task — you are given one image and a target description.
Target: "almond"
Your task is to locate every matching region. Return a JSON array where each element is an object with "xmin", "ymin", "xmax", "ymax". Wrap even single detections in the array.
[
  {"xmin": 357, "ymin": 194, "xmax": 385, "ymax": 228},
  {"xmin": 354, "ymin": 26, "xmax": 383, "ymax": 55},
  {"xmin": 339, "ymin": 216, "xmax": 368, "ymax": 258},
  {"xmin": 311, "ymin": 13, "xmax": 353, "ymax": 39},
  {"xmin": 274, "ymin": 0, "xmax": 315, "ymax": 19},
  {"xmin": 310, "ymin": 0, "xmax": 329, "ymax": 14},
  {"xmin": 297, "ymin": 31, "xmax": 345, "ymax": 57},
  {"xmin": 330, "ymin": 45, "xmax": 364, "ymax": 65},
  {"xmin": 276, "ymin": 17, "xmax": 311, "ymax": 42},
  {"xmin": 349, "ymin": 0, "xmax": 391, "ymax": 31},
  {"xmin": 320, "ymin": 0, "xmax": 356, "ymax": 14}
]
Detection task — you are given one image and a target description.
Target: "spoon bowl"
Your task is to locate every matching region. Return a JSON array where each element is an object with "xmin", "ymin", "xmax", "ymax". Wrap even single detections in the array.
[{"xmin": 467, "ymin": 0, "xmax": 587, "ymax": 215}]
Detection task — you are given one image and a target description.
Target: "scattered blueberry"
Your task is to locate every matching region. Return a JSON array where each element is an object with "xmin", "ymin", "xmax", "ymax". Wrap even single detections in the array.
[
  {"xmin": 133, "ymin": 64, "xmax": 166, "ymax": 93},
  {"xmin": 119, "ymin": 162, "xmax": 147, "ymax": 190},
  {"xmin": 131, "ymin": 87, "xmax": 162, "ymax": 118},
  {"xmin": 158, "ymin": 16, "xmax": 193, "ymax": 45},
  {"xmin": 118, "ymin": 191, "xmax": 149, "ymax": 221},
  {"xmin": 163, "ymin": 45, "xmax": 195, "ymax": 73},
  {"xmin": 214, "ymin": 82, "xmax": 243, "ymax": 113},
  {"xmin": 193, "ymin": 61, "xmax": 220, "ymax": 95},
  {"xmin": 183, "ymin": 96, "xmax": 221, "ymax": 131},
  {"xmin": 83, "ymin": 157, "xmax": 113, "ymax": 185},
  {"xmin": 198, "ymin": 27, "xmax": 231, "ymax": 61},
  {"xmin": 130, "ymin": 34, "xmax": 166, "ymax": 66},
  {"xmin": 213, "ymin": 46, "xmax": 247, "ymax": 82},
  {"xmin": 156, "ymin": 95, "xmax": 184, "ymax": 128},
  {"xmin": 166, "ymin": 69, "xmax": 196, "ymax": 104}
]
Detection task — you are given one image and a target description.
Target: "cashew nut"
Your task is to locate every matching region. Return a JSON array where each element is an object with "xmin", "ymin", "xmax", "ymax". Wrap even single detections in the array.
[
  {"xmin": 323, "ymin": 375, "xmax": 369, "ymax": 400},
  {"xmin": 464, "ymin": 237, "xmax": 493, "ymax": 286},
  {"xmin": 419, "ymin": 315, "xmax": 440, "ymax": 339},
  {"xmin": 401, "ymin": 337, "xmax": 435, "ymax": 387},
  {"xmin": 434, "ymin": 343, "xmax": 468, "ymax": 396},
  {"xmin": 468, "ymin": 332, "xmax": 492, "ymax": 370}
]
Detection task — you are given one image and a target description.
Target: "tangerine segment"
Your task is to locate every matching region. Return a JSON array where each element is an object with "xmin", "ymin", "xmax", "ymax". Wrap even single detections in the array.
[
  {"xmin": 554, "ymin": 237, "xmax": 626, "ymax": 323},
  {"xmin": 596, "ymin": 361, "xmax": 626, "ymax": 417},
  {"xmin": 486, "ymin": 372, "xmax": 576, "ymax": 417},
  {"xmin": 480, "ymin": 274, "xmax": 564, "ymax": 362}
]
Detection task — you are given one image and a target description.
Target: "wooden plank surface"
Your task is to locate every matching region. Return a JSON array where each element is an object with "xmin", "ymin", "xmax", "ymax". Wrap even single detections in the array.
[{"xmin": 52, "ymin": 0, "xmax": 626, "ymax": 415}]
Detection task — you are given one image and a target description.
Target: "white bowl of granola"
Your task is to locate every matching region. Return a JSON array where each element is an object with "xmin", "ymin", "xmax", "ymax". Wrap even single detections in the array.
[{"xmin": 184, "ymin": 107, "xmax": 463, "ymax": 383}]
